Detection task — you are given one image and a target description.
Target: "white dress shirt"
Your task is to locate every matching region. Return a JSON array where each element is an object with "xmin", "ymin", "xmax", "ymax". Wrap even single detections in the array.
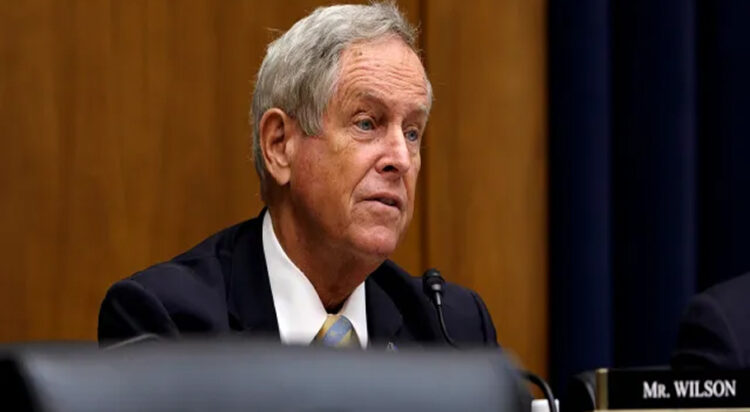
[{"xmin": 262, "ymin": 212, "xmax": 368, "ymax": 348}]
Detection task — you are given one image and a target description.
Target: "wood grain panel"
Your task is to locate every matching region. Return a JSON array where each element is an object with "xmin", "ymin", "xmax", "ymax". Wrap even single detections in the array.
[
  {"xmin": 0, "ymin": 0, "xmax": 421, "ymax": 342},
  {"xmin": 423, "ymin": 0, "xmax": 548, "ymax": 376}
]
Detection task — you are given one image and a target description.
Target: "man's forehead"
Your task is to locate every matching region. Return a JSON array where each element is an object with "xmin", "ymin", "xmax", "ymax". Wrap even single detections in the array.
[
  {"xmin": 340, "ymin": 38, "xmax": 426, "ymax": 76},
  {"xmin": 323, "ymin": 37, "xmax": 432, "ymax": 115},
  {"xmin": 352, "ymin": 90, "xmax": 430, "ymax": 115}
]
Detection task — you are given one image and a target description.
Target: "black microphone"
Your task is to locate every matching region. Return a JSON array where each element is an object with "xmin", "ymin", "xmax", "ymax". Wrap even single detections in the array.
[
  {"xmin": 421, "ymin": 268, "xmax": 558, "ymax": 412},
  {"xmin": 422, "ymin": 268, "xmax": 458, "ymax": 348}
]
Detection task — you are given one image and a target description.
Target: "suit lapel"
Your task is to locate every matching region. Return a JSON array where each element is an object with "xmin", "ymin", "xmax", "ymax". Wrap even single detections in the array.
[
  {"xmin": 365, "ymin": 272, "xmax": 405, "ymax": 348},
  {"xmin": 226, "ymin": 209, "xmax": 280, "ymax": 340}
]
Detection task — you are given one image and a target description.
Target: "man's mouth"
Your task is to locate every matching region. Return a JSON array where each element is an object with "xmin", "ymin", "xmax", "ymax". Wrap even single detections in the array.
[
  {"xmin": 365, "ymin": 194, "xmax": 403, "ymax": 210},
  {"xmin": 375, "ymin": 197, "xmax": 397, "ymax": 206}
]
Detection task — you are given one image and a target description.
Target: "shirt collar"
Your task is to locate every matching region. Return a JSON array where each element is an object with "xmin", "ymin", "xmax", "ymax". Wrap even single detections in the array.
[{"xmin": 262, "ymin": 212, "xmax": 368, "ymax": 348}]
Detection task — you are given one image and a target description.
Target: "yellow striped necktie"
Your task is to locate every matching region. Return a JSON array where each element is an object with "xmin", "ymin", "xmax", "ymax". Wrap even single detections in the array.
[{"xmin": 314, "ymin": 314, "xmax": 359, "ymax": 348}]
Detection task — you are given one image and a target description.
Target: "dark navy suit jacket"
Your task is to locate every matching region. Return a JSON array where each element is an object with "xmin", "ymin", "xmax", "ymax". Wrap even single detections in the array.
[
  {"xmin": 672, "ymin": 273, "xmax": 750, "ymax": 369},
  {"xmin": 99, "ymin": 211, "xmax": 498, "ymax": 349}
]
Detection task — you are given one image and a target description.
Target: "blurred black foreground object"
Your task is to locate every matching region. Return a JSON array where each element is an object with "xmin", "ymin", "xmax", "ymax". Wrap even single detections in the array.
[{"xmin": 0, "ymin": 339, "xmax": 530, "ymax": 412}]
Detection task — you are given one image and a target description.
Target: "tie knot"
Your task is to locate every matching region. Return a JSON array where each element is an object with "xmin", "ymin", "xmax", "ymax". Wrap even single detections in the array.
[{"xmin": 314, "ymin": 314, "xmax": 359, "ymax": 348}]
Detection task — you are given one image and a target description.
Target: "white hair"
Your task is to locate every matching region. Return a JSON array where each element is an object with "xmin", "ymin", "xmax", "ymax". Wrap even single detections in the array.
[{"xmin": 250, "ymin": 2, "xmax": 432, "ymax": 189}]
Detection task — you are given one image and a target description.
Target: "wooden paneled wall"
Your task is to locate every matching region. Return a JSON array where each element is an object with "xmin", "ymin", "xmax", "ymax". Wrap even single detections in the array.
[
  {"xmin": 0, "ymin": 0, "xmax": 546, "ymax": 376},
  {"xmin": 423, "ymin": 0, "xmax": 548, "ymax": 377}
]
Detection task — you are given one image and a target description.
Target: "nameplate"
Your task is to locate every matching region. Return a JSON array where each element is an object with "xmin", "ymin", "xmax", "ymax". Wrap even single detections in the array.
[{"xmin": 597, "ymin": 368, "xmax": 750, "ymax": 409}]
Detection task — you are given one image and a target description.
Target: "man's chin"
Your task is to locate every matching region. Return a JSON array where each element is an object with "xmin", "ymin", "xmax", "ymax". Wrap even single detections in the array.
[{"xmin": 349, "ymin": 228, "xmax": 401, "ymax": 261}]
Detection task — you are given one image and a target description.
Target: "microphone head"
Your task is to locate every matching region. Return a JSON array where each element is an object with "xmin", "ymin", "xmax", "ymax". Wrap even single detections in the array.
[{"xmin": 422, "ymin": 268, "xmax": 445, "ymax": 297}]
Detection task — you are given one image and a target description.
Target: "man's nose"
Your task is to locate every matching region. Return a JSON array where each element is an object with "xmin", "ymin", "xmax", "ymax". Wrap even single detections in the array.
[{"xmin": 376, "ymin": 125, "xmax": 412, "ymax": 177}]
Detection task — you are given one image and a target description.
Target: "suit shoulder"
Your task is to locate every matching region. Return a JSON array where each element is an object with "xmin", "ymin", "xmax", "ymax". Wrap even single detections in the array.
[
  {"xmin": 101, "ymin": 218, "xmax": 260, "ymax": 336},
  {"xmin": 131, "ymin": 217, "xmax": 260, "ymax": 290},
  {"xmin": 688, "ymin": 273, "xmax": 750, "ymax": 339},
  {"xmin": 702, "ymin": 273, "xmax": 750, "ymax": 309},
  {"xmin": 673, "ymin": 273, "xmax": 750, "ymax": 368}
]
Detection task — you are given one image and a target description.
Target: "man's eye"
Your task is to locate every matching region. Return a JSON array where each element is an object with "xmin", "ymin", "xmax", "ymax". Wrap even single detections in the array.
[
  {"xmin": 356, "ymin": 119, "xmax": 375, "ymax": 131},
  {"xmin": 405, "ymin": 129, "xmax": 420, "ymax": 142}
]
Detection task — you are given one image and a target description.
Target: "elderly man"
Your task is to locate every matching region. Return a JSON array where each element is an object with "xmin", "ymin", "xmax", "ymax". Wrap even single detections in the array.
[{"xmin": 99, "ymin": 3, "xmax": 497, "ymax": 349}]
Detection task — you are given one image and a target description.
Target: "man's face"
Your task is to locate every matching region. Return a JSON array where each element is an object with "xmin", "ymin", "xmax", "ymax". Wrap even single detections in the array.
[{"xmin": 288, "ymin": 36, "xmax": 430, "ymax": 261}]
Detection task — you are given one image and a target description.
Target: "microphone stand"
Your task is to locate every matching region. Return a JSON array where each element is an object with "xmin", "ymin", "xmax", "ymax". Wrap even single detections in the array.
[{"xmin": 423, "ymin": 268, "xmax": 559, "ymax": 412}]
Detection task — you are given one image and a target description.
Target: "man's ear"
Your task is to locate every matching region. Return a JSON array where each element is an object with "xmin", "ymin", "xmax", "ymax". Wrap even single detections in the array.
[{"xmin": 259, "ymin": 108, "xmax": 297, "ymax": 186}]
